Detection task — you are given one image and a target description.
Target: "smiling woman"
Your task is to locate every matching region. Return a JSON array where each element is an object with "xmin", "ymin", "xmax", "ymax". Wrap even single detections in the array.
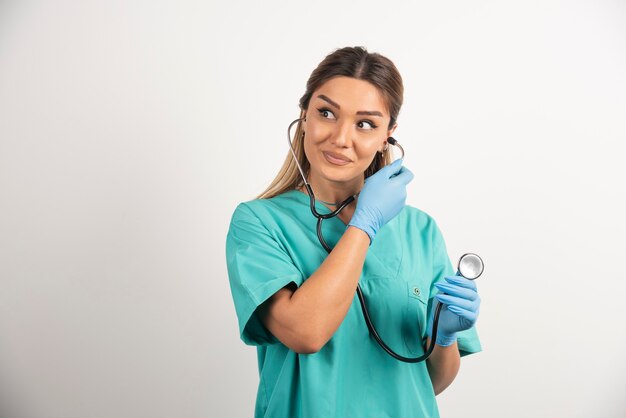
[
  {"xmin": 297, "ymin": 76, "xmax": 397, "ymax": 225},
  {"xmin": 258, "ymin": 47, "xmax": 403, "ymax": 201},
  {"xmin": 225, "ymin": 46, "xmax": 482, "ymax": 418}
]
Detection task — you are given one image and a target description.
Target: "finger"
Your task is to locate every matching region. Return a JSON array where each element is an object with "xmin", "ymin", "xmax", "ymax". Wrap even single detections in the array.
[
  {"xmin": 444, "ymin": 275, "xmax": 478, "ymax": 291},
  {"xmin": 368, "ymin": 159, "xmax": 402, "ymax": 182},
  {"xmin": 435, "ymin": 293, "xmax": 479, "ymax": 312},
  {"xmin": 447, "ymin": 305, "xmax": 479, "ymax": 323},
  {"xmin": 384, "ymin": 158, "xmax": 403, "ymax": 175},
  {"xmin": 435, "ymin": 282, "xmax": 478, "ymax": 301},
  {"xmin": 392, "ymin": 166, "xmax": 414, "ymax": 184}
]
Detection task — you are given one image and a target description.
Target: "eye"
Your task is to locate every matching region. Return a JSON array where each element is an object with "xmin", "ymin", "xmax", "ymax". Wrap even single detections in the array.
[
  {"xmin": 357, "ymin": 120, "xmax": 378, "ymax": 130},
  {"xmin": 317, "ymin": 107, "xmax": 336, "ymax": 120}
]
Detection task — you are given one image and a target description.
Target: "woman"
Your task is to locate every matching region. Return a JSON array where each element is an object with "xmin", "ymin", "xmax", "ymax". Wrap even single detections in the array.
[{"xmin": 226, "ymin": 46, "xmax": 481, "ymax": 418}]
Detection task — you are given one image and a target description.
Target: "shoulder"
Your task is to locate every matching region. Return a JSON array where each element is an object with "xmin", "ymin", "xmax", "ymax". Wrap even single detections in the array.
[
  {"xmin": 388, "ymin": 204, "xmax": 449, "ymax": 248},
  {"xmin": 398, "ymin": 204, "xmax": 440, "ymax": 231},
  {"xmin": 229, "ymin": 190, "xmax": 302, "ymax": 226},
  {"xmin": 226, "ymin": 191, "xmax": 308, "ymax": 257}
]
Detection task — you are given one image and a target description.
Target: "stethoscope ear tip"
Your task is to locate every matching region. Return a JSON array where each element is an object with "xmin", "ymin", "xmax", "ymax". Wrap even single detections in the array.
[{"xmin": 386, "ymin": 137, "xmax": 404, "ymax": 159}]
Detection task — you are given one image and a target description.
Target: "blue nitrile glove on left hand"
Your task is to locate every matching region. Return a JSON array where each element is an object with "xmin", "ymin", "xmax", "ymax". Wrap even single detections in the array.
[
  {"xmin": 348, "ymin": 159, "xmax": 414, "ymax": 244},
  {"xmin": 427, "ymin": 274, "xmax": 481, "ymax": 347}
]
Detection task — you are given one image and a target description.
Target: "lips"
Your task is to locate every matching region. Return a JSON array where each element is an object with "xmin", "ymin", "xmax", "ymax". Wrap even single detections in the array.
[{"xmin": 323, "ymin": 151, "xmax": 352, "ymax": 164}]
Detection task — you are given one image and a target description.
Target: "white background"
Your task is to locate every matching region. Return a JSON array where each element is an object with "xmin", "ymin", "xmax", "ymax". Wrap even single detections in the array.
[{"xmin": 1, "ymin": 1, "xmax": 625, "ymax": 417}]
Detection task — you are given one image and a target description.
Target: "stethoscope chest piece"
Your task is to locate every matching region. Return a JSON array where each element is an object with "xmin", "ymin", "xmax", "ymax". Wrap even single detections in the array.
[{"xmin": 457, "ymin": 253, "xmax": 484, "ymax": 280}]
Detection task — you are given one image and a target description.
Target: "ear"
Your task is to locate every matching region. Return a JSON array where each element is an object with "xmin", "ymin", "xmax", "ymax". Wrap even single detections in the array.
[{"xmin": 379, "ymin": 124, "xmax": 398, "ymax": 152}]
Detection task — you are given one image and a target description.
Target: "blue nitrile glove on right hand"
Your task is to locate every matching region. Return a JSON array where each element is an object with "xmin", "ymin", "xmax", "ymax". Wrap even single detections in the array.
[
  {"xmin": 348, "ymin": 159, "xmax": 414, "ymax": 244},
  {"xmin": 427, "ymin": 274, "xmax": 481, "ymax": 346}
]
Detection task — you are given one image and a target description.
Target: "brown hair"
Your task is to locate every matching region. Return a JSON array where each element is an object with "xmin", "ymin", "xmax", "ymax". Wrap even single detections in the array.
[{"xmin": 257, "ymin": 46, "xmax": 404, "ymax": 199}]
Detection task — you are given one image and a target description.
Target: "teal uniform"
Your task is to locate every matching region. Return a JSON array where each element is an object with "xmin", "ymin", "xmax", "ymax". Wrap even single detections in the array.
[{"xmin": 226, "ymin": 190, "xmax": 481, "ymax": 418}]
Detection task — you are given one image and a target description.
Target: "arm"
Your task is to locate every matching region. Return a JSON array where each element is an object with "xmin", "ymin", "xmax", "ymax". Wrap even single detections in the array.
[
  {"xmin": 425, "ymin": 339, "xmax": 461, "ymax": 395},
  {"xmin": 425, "ymin": 274, "xmax": 481, "ymax": 394},
  {"xmin": 257, "ymin": 225, "xmax": 370, "ymax": 353}
]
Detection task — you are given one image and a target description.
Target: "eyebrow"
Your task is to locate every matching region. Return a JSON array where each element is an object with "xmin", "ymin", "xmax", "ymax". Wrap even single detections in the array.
[{"xmin": 317, "ymin": 94, "xmax": 384, "ymax": 117}]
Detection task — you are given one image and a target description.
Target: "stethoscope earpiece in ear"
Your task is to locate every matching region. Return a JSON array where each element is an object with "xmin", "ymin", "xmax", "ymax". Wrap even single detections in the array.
[{"xmin": 384, "ymin": 137, "xmax": 404, "ymax": 159}]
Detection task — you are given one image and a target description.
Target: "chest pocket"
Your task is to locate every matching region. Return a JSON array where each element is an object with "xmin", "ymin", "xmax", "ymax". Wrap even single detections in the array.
[
  {"xmin": 356, "ymin": 276, "xmax": 432, "ymax": 358},
  {"xmin": 403, "ymin": 281, "xmax": 430, "ymax": 356}
]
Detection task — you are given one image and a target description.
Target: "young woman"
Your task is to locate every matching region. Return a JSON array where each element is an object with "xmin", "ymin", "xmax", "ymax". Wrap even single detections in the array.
[{"xmin": 226, "ymin": 46, "xmax": 481, "ymax": 418}]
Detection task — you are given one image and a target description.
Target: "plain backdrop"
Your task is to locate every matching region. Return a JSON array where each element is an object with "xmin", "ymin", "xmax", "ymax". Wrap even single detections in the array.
[{"xmin": 1, "ymin": 0, "xmax": 625, "ymax": 417}]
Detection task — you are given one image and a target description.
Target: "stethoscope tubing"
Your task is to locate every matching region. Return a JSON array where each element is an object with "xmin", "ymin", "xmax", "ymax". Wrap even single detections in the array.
[{"xmin": 288, "ymin": 117, "xmax": 442, "ymax": 363}]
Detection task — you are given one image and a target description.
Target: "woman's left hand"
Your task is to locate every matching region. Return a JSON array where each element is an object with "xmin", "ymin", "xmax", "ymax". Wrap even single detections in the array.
[{"xmin": 428, "ymin": 274, "xmax": 481, "ymax": 347}]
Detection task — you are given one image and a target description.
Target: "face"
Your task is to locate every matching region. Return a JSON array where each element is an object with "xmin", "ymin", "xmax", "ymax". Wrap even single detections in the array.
[{"xmin": 302, "ymin": 76, "xmax": 396, "ymax": 186}]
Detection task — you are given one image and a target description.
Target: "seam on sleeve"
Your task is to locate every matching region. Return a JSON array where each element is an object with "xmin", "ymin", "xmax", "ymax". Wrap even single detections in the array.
[
  {"xmin": 236, "ymin": 202, "xmax": 276, "ymax": 239},
  {"xmin": 238, "ymin": 202, "xmax": 297, "ymax": 260}
]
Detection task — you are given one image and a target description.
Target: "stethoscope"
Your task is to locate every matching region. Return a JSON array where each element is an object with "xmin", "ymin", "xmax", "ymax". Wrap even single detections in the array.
[{"xmin": 287, "ymin": 117, "xmax": 484, "ymax": 363}]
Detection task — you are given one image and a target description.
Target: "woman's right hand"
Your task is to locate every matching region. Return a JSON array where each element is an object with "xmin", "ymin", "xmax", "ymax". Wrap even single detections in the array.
[{"xmin": 348, "ymin": 158, "xmax": 414, "ymax": 244}]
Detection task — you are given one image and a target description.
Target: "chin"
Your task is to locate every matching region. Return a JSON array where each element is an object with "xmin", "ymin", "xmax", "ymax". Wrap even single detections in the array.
[{"xmin": 320, "ymin": 167, "xmax": 364, "ymax": 183}]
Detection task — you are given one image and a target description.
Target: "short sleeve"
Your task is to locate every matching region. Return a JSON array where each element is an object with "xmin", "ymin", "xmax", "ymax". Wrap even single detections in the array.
[
  {"xmin": 427, "ymin": 219, "xmax": 482, "ymax": 357},
  {"xmin": 225, "ymin": 202, "xmax": 304, "ymax": 346}
]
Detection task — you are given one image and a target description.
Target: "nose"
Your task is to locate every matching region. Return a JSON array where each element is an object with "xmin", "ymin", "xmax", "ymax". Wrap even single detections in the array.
[{"xmin": 330, "ymin": 121, "xmax": 353, "ymax": 148}]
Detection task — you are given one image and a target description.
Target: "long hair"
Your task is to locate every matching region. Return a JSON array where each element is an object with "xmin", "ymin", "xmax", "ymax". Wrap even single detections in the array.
[{"xmin": 257, "ymin": 46, "xmax": 404, "ymax": 199}]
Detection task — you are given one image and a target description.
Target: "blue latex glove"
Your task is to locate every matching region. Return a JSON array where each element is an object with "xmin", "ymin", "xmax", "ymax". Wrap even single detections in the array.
[
  {"xmin": 348, "ymin": 159, "xmax": 414, "ymax": 244},
  {"xmin": 427, "ymin": 274, "xmax": 481, "ymax": 346}
]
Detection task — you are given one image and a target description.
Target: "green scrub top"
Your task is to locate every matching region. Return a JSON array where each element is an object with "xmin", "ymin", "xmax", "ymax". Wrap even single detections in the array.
[{"xmin": 226, "ymin": 190, "xmax": 481, "ymax": 418}]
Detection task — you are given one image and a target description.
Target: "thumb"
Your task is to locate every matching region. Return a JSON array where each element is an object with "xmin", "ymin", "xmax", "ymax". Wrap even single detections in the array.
[
  {"xmin": 392, "ymin": 166, "xmax": 414, "ymax": 184},
  {"xmin": 382, "ymin": 158, "xmax": 403, "ymax": 175},
  {"xmin": 366, "ymin": 158, "xmax": 404, "ymax": 184}
]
